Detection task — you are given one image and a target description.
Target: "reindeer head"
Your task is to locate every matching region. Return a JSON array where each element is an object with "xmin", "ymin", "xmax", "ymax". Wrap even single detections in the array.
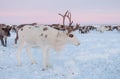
[
  {"xmin": 2, "ymin": 26, "xmax": 11, "ymax": 37},
  {"xmin": 58, "ymin": 10, "xmax": 80, "ymax": 46}
]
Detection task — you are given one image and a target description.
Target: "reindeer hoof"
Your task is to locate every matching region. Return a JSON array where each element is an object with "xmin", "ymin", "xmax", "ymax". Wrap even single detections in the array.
[
  {"xmin": 3, "ymin": 45, "xmax": 6, "ymax": 47},
  {"xmin": 42, "ymin": 64, "xmax": 53, "ymax": 71},
  {"xmin": 46, "ymin": 64, "xmax": 53, "ymax": 69},
  {"xmin": 17, "ymin": 64, "xmax": 22, "ymax": 67},
  {"xmin": 42, "ymin": 68, "xmax": 46, "ymax": 71},
  {"xmin": 31, "ymin": 61, "xmax": 37, "ymax": 65}
]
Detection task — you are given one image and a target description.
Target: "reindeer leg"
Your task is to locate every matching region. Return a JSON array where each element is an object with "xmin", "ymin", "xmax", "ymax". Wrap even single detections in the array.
[
  {"xmin": 26, "ymin": 46, "xmax": 37, "ymax": 64},
  {"xmin": 0, "ymin": 37, "xmax": 5, "ymax": 47},
  {"xmin": 15, "ymin": 37, "xmax": 18, "ymax": 44},
  {"xmin": 42, "ymin": 47, "xmax": 50, "ymax": 70},
  {"xmin": 16, "ymin": 41, "xmax": 24, "ymax": 66},
  {"xmin": 4, "ymin": 38, "xmax": 7, "ymax": 47},
  {"xmin": 15, "ymin": 31, "xmax": 18, "ymax": 44}
]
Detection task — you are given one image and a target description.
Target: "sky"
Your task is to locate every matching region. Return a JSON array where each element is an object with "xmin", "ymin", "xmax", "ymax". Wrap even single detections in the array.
[{"xmin": 0, "ymin": 0, "xmax": 120, "ymax": 25}]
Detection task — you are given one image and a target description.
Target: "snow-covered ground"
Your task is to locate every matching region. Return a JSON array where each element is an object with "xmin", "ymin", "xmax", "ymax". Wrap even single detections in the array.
[{"xmin": 0, "ymin": 30, "xmax": 120, "ymax": 79}]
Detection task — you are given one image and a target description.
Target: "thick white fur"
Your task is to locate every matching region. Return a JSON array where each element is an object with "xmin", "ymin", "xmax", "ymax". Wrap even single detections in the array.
[{"xmin": 17, "ymin": 25, "xmax": 80, "ymax": 69}]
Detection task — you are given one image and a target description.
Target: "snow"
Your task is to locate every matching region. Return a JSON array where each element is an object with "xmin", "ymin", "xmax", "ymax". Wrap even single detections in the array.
[{"xmin": 0, "ymin": 30, "xmax": 120, "ymax": 79}]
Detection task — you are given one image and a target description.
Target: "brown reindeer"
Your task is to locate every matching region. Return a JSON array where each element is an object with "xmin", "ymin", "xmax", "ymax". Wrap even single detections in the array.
[{"xmin": 0, "ymin": 24, "xmax": 11, "ymax": 47}]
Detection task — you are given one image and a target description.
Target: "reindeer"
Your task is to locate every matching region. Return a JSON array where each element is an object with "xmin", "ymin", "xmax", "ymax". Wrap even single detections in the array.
[
  {"xmin": 116, "ymin": 26, "xmax": 120, "ymax": 32},
  {"xmin": 0, "ymin": 24, "xmax": 11, "ymax": 47},
  {"xmin": 16, "ymin": 11, "xmax": 80, "ymax": 70}
]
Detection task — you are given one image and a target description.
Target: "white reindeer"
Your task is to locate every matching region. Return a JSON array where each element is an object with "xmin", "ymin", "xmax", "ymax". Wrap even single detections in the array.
[{"xmin": 16, "ymin": 11, "xmax": 80, "ymax": 70}]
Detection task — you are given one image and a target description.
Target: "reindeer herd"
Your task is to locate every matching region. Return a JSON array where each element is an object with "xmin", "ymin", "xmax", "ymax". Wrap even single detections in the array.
[{"xmin": 0, "ymin": 11, "xmax": 120, "ymax": 70}]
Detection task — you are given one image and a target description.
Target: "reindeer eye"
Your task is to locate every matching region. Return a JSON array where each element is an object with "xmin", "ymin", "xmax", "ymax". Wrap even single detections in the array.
[{"xmin": 69, "ymin": 34, "xmax": 74, "ymax": 38}]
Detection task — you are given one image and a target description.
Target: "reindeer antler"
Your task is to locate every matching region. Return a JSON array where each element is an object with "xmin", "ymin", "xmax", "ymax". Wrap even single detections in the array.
[
  {"xmin": 58, "ymin": 10, "xmax": 74, "ymax": 34},
  {"xmin": 58, "ymin": 10, "xmax": 69, "ymax": 26},
  {"xmin": 66, "ymin": 11, "xmax": 73, "ymax": 27}
]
